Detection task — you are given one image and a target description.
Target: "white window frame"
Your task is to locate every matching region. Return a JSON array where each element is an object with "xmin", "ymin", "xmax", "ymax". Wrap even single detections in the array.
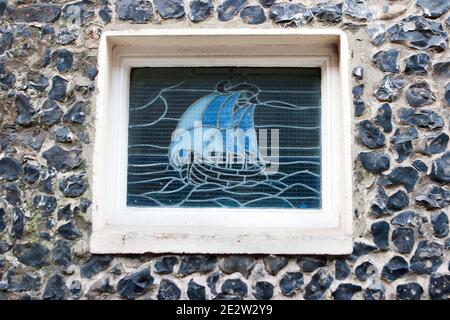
[{"xmin": 91, "ymin": 28, "xmax": 352, "ymax": 254}]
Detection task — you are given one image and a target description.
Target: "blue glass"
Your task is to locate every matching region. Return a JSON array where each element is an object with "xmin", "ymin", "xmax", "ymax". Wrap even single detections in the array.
[{"xmin": 127, "ymin": 67, "xmax": 321, "ymax": 209}]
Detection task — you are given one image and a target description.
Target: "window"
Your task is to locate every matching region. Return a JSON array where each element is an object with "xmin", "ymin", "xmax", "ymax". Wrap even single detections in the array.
[{"xmin": 92, "ymin": 29, "xmax": 352, "ymax": 254}]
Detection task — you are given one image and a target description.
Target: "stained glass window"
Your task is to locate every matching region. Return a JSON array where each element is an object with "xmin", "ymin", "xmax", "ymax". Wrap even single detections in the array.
[{"xmin": 127, "ymin": 67, "xmax": 321, "ymax": 209}]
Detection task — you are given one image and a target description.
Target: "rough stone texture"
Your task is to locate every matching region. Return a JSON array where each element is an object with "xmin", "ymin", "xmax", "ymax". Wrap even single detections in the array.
[{"xmin": 0, "ymin": 0, "xmax": 448, "ymax": 301}]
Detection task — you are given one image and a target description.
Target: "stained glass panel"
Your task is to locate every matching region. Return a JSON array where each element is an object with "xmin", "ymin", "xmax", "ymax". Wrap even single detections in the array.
[{"xmin": 127, "ymin": 67, "xmax": 322, "ymax": 209}]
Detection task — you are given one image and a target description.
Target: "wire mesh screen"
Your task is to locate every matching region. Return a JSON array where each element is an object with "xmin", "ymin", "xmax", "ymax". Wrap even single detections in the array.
[{"xmin": 127, "ymin": 67, "xmax": 322, "ymax": 209}]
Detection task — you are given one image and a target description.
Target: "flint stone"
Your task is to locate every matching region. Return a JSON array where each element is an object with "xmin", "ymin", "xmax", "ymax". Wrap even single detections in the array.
[
  {"xmin": 217, "ymin": 0, "xmax": 247, "ymax": 22},
  {"xmin": 48, "ymin": 76, "xmax": 68, "ymax": 102},
  {"xmin": 155, "ymin": 0, "xmax": 185, "ymax": 19},
  {"xmin": 15, "ymin": 94, "xmax": 35, "ymax": 126},
  {"xmin": 416, "ymin": 185, "xmax": 450, "ymax": 209},
  {"xmin": 413, "ymin": 160, "xmax": 428, "ymax": 172},
  {"xmin": 269, "ymin": 3, "xmax": 313, "ymax": 27},
  {"xmin": 157, "ymin": 279, "xmax": 181, "ymax": 300},
  {"xmin": 392, "ymin": 227, "xmax": 415, "ymax": 254},
  {"xmin": 377, "ymin": 166, "xmax": 419, "ymax": 193},
  {"xmin": 312, "ymin": 2, "xmax": 343, "ymax": 23},
  {"xmin": 14, "ymin": 243, "xmax": 48, "ymax": 267},
  {"xmin": 240, "ymin": 5, "xmax": 266, "ymax": 25},
  {"xmin": 352, "ymin": 84, "xmax": 364, "ymax": 99},
  {"xmin": 355, "ymin": 261, "xmax": 377, "ymax": 281},
  {"xmin": 39, "ymin": 100, "xmax": 63, "ymax": 126},
  {"xmin": 358, "ymin": 152, "xmax": 390, "ymax": 173},
  {"xmin": 59, "ymin": 174, "xmax": 87, "ymax": 198},
  {"xmin": 430, "ymin": 152, "xmax": 450, "ymax": 183},
  {"xmin": 206, "ymin": 272, "xmax": 219, "ymax": 295},
  {"xmin": 29, "ymin": 75, "xmax": 49, "ymax": 92},
  {"xmin": 0, "ymin": 29, "xmax": 13, "ymax": 54},
  {"xmin": 332, "ymin": 283, "xmax": 362, "ymax": 300},
  {"xmin": 116, "ymin": 0, "xmax": 153, "ymax": 23},
  {"xmin": 422, "ymin": 132, "xmax": 449, "ymax": 155},
  {"xmin": 55, "ymin": 127, "xmax": 75, "ymax": 143},
  {"xmin": 372, "ymin": 49, "xmax": 399, "ymax": 73},
  {"xmin": 387, "ymin": 190, "xmax": 409, "ymax": 212},
  {"xmin": 374, "ymin": 75, "xmax": 405, "ymax": 102},
  {"xmin": 352, "ymin": 66, "xmax": 364, "ymax": 80},
  {"xmin": 7, "ymin": 3, "xmax": 62, "ymax": 23},
  {"xmin": 297, "ymin": 256, "xmax": 326, "ymax": 273},
  {"xmin": 404, "ymin": 53, "xmax": 431, "ymax": 75},
  {"xmin": 2, "ymin": 183, "xmax": 20, "ymax": 206},
  {"xmin": 62, "ymin": 0, "xmax": 94, "ymax": 25},
  {"xmin": 335, "ymin": 259, "xmax": 351, "ymax": 280},
  {"xmin": 81, "ymin": 256, "xmax": 113, "ymax": 278},
  {"xmin": 189, "ymin": 0, "xmax": 212, "ymax": 22},
  {"xmin": 219, "ymin": 255, "xmax": 255, "ymax": 278},
  {"xmin": 64, "ymin": 101, "xmax": 86, "ymax": 125},
  {"xmin": 354, "ymin": 98, "xmax": 365, "ymax": 117},
  {"xmin": 381, "ymin": 256, "xmax": 409, "ymax": 282},
  {"xmin": 349, "ymin": 241, "xmax": 378, "ymax": 262},
  {"xmin": 0, "ymin": 208, "xmax": 4, "ymax": 232},
  {"xmin": 0, "ymin": 240, "xmax": 10, "ymax": 254},
  {"xmin": 52, "ymin": 240, "xmax": 72, "ymax": 270},
  {"xmin": 304, "ymin": 269, "xmax": 333, "ymax": 300},
  {"xmin": 387, "ymin": 15, "xmax": 448, "ymax": 52},
  {"xmin": 57, "ymin": 222, "xmax": 82, "ymax": 240},
  {"xmin": 154, "ymin": 256, "xmax": 178, "ymax": 274},
  {"xmin": 187, "ymin": 279, "xmax": 206, "ymax": 300},
  {"xmin": 221, "ymin": 278, "xmax": 247, "ymax": 298},
  {"xmin": 417, "ymin": 0, "xmax": 450, "ymax": 19},
  {"xmin": 396, "ymin": 282, "xmax": 423, "ymax": 300},
  {"xmin": 52, "ymin": 49, "xmax": 73, "ymax": 73},
  {"xmin": 390, "ymin": 127, "xmax": 418, "ymax": 163},
  {"xmin": 399, "ymin": 108, "xmax": 444, "ymax": 130},
  {"xmin": 99, "ymin": 6, "xmax": 112, "ymax": 23},
  {"xmin": 263, "ymin": 255, "xmax": 288, "ymax": 275},
  {"xmin": 410, "ymin": 240, "xmax": 443, "ymax": 274},
  {"xmin": 431, "ymin": 212, "xmax": 449, "ymax": 238},
  {"xmin": 7, "ymin": 270, "xmax": 40, "ymax": 292},
  {"xmin": 259, "ymin": 0, "xmax": 275, "ymax": 8},
  {"xmin": 363, "ymin": 283, "xmax": 385, "ymax": 300},
  {"xmin": 33, "ymin": 195, "xmax": 57, "ymax": 214},
  {"xmin": 358, "ymin": 120, "xmax": 385, "ymax": 149},
  {"xmin": 42, "ymin": 145, "xmax": 82, "ymax": 172},
  {"xmin": 42, "ymin": 274, "xmax": 66, "ymax": 300},
  {"xmin": 376, "ymin": 103, "xmax": 392, "ymax": 133},
  {"xmin": 22, "ymin": 164, "xmax": 39, "ymax": 184},
  {"xmin": 429, "ymin": 273, "xmax": 450, "ymax": 300},
  {"xmin": 405, "ymin": 81, "xmax": 436, "ymax": 107},
  {"xmin": 371, "ymin": 221, "xmax": 390, "ymax": 250},
  {"xmin": 344, "ymin": 0, "xmax": 372, "ymax": 21},
  {"xmin": 178, "ymin": 255, "xmax": 216, "ymax": 276},
  {"xmin": 89, "ymin": 277, "xmax": 113, "ymax": 294},
  {"xmin": 279, "ymin": 272, "xmax": 303, "ymax": 296},
  {"xmin": 0, "ymin": 157, "xmax": 22, "ymax": 181},
  {"xmin": 56, "ymin": 28, "xmax": 78, "ymax": 45},
  {"xmin": 367, "ymin": 24, "xmax": 387, "ymax": 46},
  {"xmin": 445, "ymin": 83, "xmax": 450, "ymax": 106},
  {"xmin": 253, "ymin": 281, "xmax": 273, "ymax": 300},
  {"xmin": 11, "ymin": 207, "xmax": 24, "ymax": 238}
]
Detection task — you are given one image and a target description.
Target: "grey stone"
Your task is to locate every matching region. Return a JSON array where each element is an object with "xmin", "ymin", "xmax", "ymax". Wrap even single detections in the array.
[
  {"xmin": 7, "ymin": 3, "xmax": 62, "ymax": 23},
  {"xmin": 52, "ymin": 49, "xmax": 73, "ymax": 73},
  {"xmin": 387, "ymin": 190, "xmax": 409, "ymax": 212},
  {"xmin": 344, "ymin": 0, "xmax": 372, "ymax": 21},
  {"xmin": 187, "ymin": 279, "xmax": 206, "ymax": 300},
  {"xmin": 240, "ymin": 5, "xmax": 266, "ymax": 25},
  {"xmin": 413, "ymin": 160, "xmax": 428, "ymax": 172},
  {"xmin": 178, "ymin": 255, "xmax": 216, "ymax": 276},
  {"xmin": 370, "ymin": 188, "xmax": 389, "ymax": 217},
  {"xmin": 304, "ymin": 269, "xmax": 333, "ymax": 300},
  {"xmin": 3, "ymin": 183, "xmax": 20, "ymax": 206},
  {"xmin": 0, "ymin": 157, "xmax": 22, "ymax": 181},
  {"xmin": 445, "ymin": 238, "xmax": 450, "ymax": 250},
  {"xmin": 297, "ymin": 256, "xmax": 327, "ymax": 273},
  {"xmin": 80, "ymin": 256, "xmax": 113, "ymax": 278},
  {"xmin": 56, "ymin": 28, "xmax": 78, "ymax": 45},
  {"xmin": 55, "ymin": 127, "xmax": 75, "ymax": 143},
  {"xmin": 57, "ymin": 204, "xmax": 74, "ymax": 221},
  {"xmin": 13, "ymin": 243, "xmax": 48, "ymax": 267},
  {"xmin": 63, "ymin": 101, "xmax": 86, "ymax": 125},
  {"xmin": 253, "ymin": 281, "xmax": 273, "ymax": 300},
  {"xmin": 353, "ymin": 98, "xmax": 365, "ymax": 117},
  {"xmin": 366, "ymin": 24, "xmax": 387, "ymax": 46},
  {"xmin": 404, "ymin": 53, "xmax": 431, "ymax": 75},
  {"xmin": 155, "ymin": 0, "xmax": 185, "ymax": 19},
  {"xmin": 405, "ymin": 81, "xmax": 436, "ymax": 107},
  {"xmin": 15, "ymin": 94, "xmax": 35, "ymax": 126},
  {"xmin": 189, "ymin": 0, "xmax": 213, "ymax": 22},
  {"xmin": 431, "ymin": 212, "xmax": 449, "ymax": 238},
  {"xmin": 378, "ymin": 166, "xmax": 419, "ymax": 193},
  {"xmin": 263, "ymin": 255, "xmax": 288, "ymax": 275},
  {"xmin": 39, "ymin": 100, "xmax": 63, "ymax": 126},
  {"xmin": 396, "ymin": 282, "xmax": 423, "ymax": 300},
  {"xmin": 62, "ymin": 0, "xmax": 94, "ymax": 25},
  {"xmin": 268, "ymin": 3, "xmax": 313, "ymax": 27},
  {"xmin": 42, "ymin": 145, "xmax": 82, "ymax": 172},
  {"xmin": 422, "ymin": 132, "xmax": 449, "ymax": 156},
  {"xmin": 11, "ymin": 207, "xmax": 24, "ymax": 239},
  {"xmin": 416, "ymin": 185, "xmax": 450, "ymax": 209},
  {"xmin": 381, "ymin": 256, "xmax": 409, "ymax": 282},
  {"xmin": 417, "ymin": 0, "xmax": 450, "ymax": 18},
  {"xmin": 13, "ymin": 129, "xmax": 46, "ymax": 151},
  {"xmin": 372, "ymin": 49, "xmax": 399, "ymax": 73},
  {"xmin": 0, "ymin": 0, "xmax": 6, "ymax": 17},
  {"xmin": 429, "ymin": 273, "xmax": 450, "ymax": 300},
  {"xmin": 335, "ymin": 259, "xmax": 351, "ymax": 280},
  {"xmin": 279, "ymin": 272, "xmax": 303, "ymax": 297},
  {"xmin": 39, "ymin": 166, "xmax": 56, "ymax": 194},
  {"xmin": 218, "ymin": 0, "xmax": 247, "ymax": 22},
  {"xmin": 29, "ymin": 75, "xmax": 49, "ymax": 92},
  {"xmin": 7, "ymin": 270, "xmax": 40, "ymax": 292},
  {"xmin": 59, "ymin": 174, "xmax": 87, "ymax": 198},
  {"xmin": 399, "ymin": 108, "xmax": 444, "ymax": 130},
  {"xmin": 363, "ymin": 283, "xmax": 385, "ymax": 300},
  {"xmin": 42, "ymin": 274, "xmax": 66, "ymax": 300},
  {"xmin": 52, "ymin": 240, "xmax": 72, "ymax": 270},
  {"xmin": 332, "ymin": 283, "xmax": 362, "ymax": 300},
  {"xmin": 391, "ymin": 127, "xmax": 418, "ymax": 163},
  {"xmin": 0, "ymin": 29, "xmax": 13, "ymax": 54},
  {"xmin": 99, "ymin": 6, "xmax": 112, "ymax": 24},
  {"xmin": 410, "ymin": 240, "xmax": 443, "ymax": 274},
  {"xmin": 0, "ymin": 59, "xmax": 15, "ymax": 88},
  {"xmin": 89, "ymin": 277, "xmax": 114, "ymax": 294},
  {"xmin": 57, "ymin": 222, "xmax": 82, "ymax": 240},
  {"xmin": 219, "ymin": 255, "xmax": 255, "ymax": 278},
  {"xmin": 352, "ymin": 66, "xmax": 364, "ymax": 80},
  {"xmin": 349, "ymin": 241, "xmax": 378, "ymax": 261},
  {"xmin": 116, "ymin": 0, "xmax": 153, "ymax": 23},
  {"xmin": 352, "ymin": 84, "xmax": 364, "ymax": 99},
  {"xmin": 258, "ymin": 0, "xmax": 274, "ymax": 8},
  {"xmin": 157, "ymin": 279, "xmax": 181, "ymax": 300},
  {"xmin": 374, "ymin": 75, "xmax": 405, "ymax": 102},
  {"xmin": 154, "ymin": 256, "xmax": 178, "ymax": 274},
  {"xmin": 221, "ymin": 278, "xmax": 247, "ymax": 298},
  {"xmin": 0, "ymin": 239, "xmax": 10, "ymax": 254},
  {"xmin": 0, "ymin": 208, "xmax": 4, "ymax": 233},
  {"xmin": 22, "ymin": 164, "xmax": 39, "ymax": 184},
  {"xmin": 376, "ymin": 103, "xmax": 392, "ymax": 133},
  {"xmin": 48, "ymin": 76, "xmax": 68, "ymax": 102},
  {"xmin": 312, "ymin": 2, "xmax": 343, "ymax": 23},
  {"xmin": 33, "ymin": 195, "xmax": 57, "ymax": 214},
  {"xmin": 206, "ymin": 272, "xmax": 219, "ymax": 295},
  {"xmin": 358, "ymin": 120, "xmax": 385, "ymax": 149},
  {"xmin": 445, "ymin": 83, "xmax": 450, "ymax": 107},
  {"xmin": 358, "ymin": 151, "xmax": 390, "ymax": 173},
  {"xmin": 355, "ymin": 261, "xmax": 377, "ymax": 281},
  {"xmin": 371, "ymin": 221, "xmax": 390, "ymax": 250},
  {"xmin": 387, "ymin": 15, "xmax": 448, "ymax": 52},
  {"xmin": 430, "ymin": 152, "xmax": 450, "ymax": 183}
]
